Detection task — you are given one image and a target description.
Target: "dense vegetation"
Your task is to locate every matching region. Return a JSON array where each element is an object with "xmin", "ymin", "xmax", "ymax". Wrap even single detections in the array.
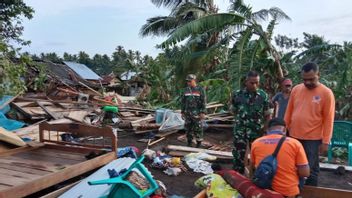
[{"xmin": 1, "ymin": 0, "xmax": 351, "ymax": 119}]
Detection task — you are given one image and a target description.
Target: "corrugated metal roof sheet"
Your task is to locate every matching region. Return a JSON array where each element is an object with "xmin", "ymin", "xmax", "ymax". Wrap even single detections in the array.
[{"xmin": 63, "ymin": 61, "xmax": 101, "ymax": 80}]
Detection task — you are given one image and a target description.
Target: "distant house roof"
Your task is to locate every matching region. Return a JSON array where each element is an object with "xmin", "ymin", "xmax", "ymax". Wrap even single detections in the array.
[
  {"xmin": 120, "ymin": 71, "xmax": 137, "ymax": 81},
  {"xmin": 63, "ymin": 61, "xmax": 101, "ymax": 80}
]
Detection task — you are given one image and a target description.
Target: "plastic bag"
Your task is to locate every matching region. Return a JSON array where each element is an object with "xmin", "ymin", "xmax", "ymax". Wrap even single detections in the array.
[{"xmin": 159, "ymin": 112, "xmax": 185, "ymax": 132}]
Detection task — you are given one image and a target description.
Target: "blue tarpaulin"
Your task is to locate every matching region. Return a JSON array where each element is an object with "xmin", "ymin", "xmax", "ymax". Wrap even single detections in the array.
[
  {"xmin": 0, "ymin": 95, "xmax": 13, "ymax": 114},
  {"xmin": 0, "ymin": 112, "xmax": 25, "ymax": 131}
]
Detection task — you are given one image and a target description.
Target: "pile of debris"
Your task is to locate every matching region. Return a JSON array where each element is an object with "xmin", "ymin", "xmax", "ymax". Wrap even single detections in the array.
[{"xmin": 0, "ymin": 60, "xmax": 237, "ymax": 197}]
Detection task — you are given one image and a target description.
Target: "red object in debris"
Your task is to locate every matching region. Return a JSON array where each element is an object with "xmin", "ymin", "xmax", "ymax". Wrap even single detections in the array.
[
  {"xmin": 217, "ymin": 170, "xmax": 284, "ymax": 198},
  {"xmin": 150, "ymin": 195, "xmax": 164, "ymax": 198}
]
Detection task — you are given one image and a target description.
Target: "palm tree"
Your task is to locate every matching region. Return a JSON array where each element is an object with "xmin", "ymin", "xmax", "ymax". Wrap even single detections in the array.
[
  {"xmin": 141, "ymin": 0, "xmax": 222, "ymax": 83},
  {"xmin": 160, "ymin": 0, "xmax": 290, "ymax": 87},
  {"xmin": 140, "ymin": 0, "xmax": 215, "ymax": 37}
]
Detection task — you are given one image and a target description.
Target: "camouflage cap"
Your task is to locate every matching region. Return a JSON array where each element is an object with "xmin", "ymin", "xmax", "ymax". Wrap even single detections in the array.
[{"xmin": 186, "ymin": 74, "xmax": 196, "ymax": 81}]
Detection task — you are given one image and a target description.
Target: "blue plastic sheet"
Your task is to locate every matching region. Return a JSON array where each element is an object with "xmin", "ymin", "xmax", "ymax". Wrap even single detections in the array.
[
  {"xmin": 0, "ymin": 95, "xmax": 13, "ymax": 114},
  {"xmin": 0, "ymin": 112, "xmax": 25, "ymax": 131}
]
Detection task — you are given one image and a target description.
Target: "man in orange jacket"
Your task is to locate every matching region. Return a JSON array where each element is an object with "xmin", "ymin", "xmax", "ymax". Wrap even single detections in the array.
[{"xmin": 285, "ymin": 62, "xmax": 335, "ymax": 186}]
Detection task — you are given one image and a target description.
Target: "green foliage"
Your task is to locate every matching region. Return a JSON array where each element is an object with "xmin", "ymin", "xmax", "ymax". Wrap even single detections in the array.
[
  {"xmin": 332, "ymin": 147, "xmax": 348, "ymax": 160},
  {"xmin": 0, "ymin": 0, "xmax": 34, "ymax": 45},
  {"xmin": 199, "ymin": 78, "xmax": 231, "ymax": 105},
  {"xmin": 31, "ymin": 62, "xmax": 47, "ymax": 91},
  {"xmin": 0, "ymin": 41, "xmax": 28, "ymax": 96},
  {"xmin": 161, "ymin": 13, "xmax": 245, "ymax": 47}
]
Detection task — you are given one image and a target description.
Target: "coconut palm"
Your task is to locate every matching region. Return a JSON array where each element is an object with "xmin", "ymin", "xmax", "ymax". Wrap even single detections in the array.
[
  {"xmin": 160, "ymin": 0, "xmax": 291, "ymax": 88},
  {"xmin": 141, "ymin": 0, "xmax": 223, "ymax": 83}
]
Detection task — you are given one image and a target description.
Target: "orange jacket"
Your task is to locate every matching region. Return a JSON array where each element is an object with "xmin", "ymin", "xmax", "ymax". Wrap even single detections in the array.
[{"xmin": 284, "ymin": 83, "xmax": 335, "ymax": 144}]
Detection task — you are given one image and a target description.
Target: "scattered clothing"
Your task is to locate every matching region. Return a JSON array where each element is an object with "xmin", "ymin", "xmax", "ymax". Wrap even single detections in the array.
[
  {"xmin": 195, "ymin": 173, "xmax": 241, "ymax": 198},
  {"xmin": 117, "ymin": 146, "xmax": 139, "ymax": 158},
  {"xmin": 185, "ymin": 156, "xmax": 213, "ymax": 175}
]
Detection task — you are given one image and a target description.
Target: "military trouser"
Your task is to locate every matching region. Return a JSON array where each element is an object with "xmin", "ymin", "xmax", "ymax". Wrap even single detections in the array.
[
  {"xmin": 184, "ymin": 116, "xmax": 203, "ymax": 143},
  {"xmin": 232, "ymin": 125, "xmax": 261, "ymax": 174}
]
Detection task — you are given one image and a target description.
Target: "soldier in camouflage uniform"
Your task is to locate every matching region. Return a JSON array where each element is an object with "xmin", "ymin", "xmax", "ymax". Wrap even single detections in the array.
[
  {"xmin": 231, "ymin": 71, "xmax": 272, "ymax": 173},
  {"xmin": 181, "ymin": 74, "xmax": 206, "ymax": 148}
]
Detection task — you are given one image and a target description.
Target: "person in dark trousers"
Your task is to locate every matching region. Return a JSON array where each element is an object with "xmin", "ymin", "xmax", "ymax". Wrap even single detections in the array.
[
  {"xmin": 272, "ymin": 78, "xmax": 293, "ymax": 120},
  {"xmin": 231, "ymin": 71, "xmax": 272, "ymax": 174},
  {"xmin": 180, "ymin": 74, "xmax": 206, "ymax": 148},
  {"xmin": 285, "ymin": 62, "xmax": 335, "ymax": 186}
]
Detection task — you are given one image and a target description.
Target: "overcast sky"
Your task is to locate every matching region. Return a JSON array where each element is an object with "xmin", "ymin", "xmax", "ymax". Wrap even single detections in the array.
[{"xmin": 21, "ymin": 0, "xmax": 352, "ymax": 57}]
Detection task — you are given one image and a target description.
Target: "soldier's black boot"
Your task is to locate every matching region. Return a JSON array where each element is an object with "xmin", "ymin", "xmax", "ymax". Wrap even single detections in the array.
[{"xmin": 196, "ymin": 141, "xmax": 202, "ymax": 148}]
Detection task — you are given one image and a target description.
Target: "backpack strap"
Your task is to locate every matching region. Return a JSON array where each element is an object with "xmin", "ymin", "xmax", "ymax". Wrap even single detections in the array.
[{"xmin": 272, "ymin": 135, "xmax": 286, "ymax": 157}]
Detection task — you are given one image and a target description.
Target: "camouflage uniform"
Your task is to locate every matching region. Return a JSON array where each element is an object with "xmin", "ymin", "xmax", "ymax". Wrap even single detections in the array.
[
  {"xmin": 181, "ymin": 86, "xmax": 206, "ymax": 146},
  {"xmin": 231, "ymin": 88, "xmax": 272, "ymax": 173}
]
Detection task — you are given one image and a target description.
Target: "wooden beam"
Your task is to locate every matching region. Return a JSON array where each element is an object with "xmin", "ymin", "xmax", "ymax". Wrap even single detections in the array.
[
  {"xmin": 36, "ymin": 101, "xmax": 60, "ymax": 120},
  {"xmin": 320, "ymin": 163, "xmax": 352, "ymax": 172},
  {"xmin": 78, "ymin": 81, "xmax": 103, "ymax": 97},
  {"xmin": 134, "ymin": 129, "xmax": 157, "ymax": 134},
  {"xmin": 10, "ymin": 102, "xmax": 32, "ymax": 119},
  {"xmin": 40, "ymin": 180, "xmax": 81, "ymax": 198},
  {"xmin": 301, "ymin": 185, "xmax": 352, "ymax": 198},
  {"xmin": 130, "ymin": 115, "xmax": 154, "ymax": 128},
  {"xmin": 148, "ymin": 137, "xmax": 165, "ymax": 147},
  {"xmin": 166, "ymin": 145, "xmax": 232, "ymax": 157},
  {"xmin": 155, "ymin": 130, "xmax": 179, "ymax": 138}
]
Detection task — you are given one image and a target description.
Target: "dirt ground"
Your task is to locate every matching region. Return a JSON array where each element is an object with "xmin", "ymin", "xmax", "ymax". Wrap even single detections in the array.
[{"xmin": 117, "ymin": 128, "xmax": 352, "ymax": 197}]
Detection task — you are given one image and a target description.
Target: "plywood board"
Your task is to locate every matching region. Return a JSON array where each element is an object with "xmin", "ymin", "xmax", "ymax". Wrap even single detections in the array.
[{"xmin": 0, "ymin": 127, "xmax": 26, "ymax": 146}]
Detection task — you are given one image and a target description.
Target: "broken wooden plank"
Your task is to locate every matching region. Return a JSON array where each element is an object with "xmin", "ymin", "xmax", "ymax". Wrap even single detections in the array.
[
  {"xmin": 119, "ymin": 112, "xmax": 135, "ymax": 117},
  {"xmin": 130, "ymin": 115, "xmax": 154, "ymax": 128},
  {"xmin": 41, "ymin": 180, "xmax": 81, "ymax": 198},
  {"xmin": 301, "ymin": 185, "xmax": 352, "ymax": 198},
  {"xmin": 155, "ymin": 130, "xmax": 179, "ymax": 138},
  {"xmin": 36, "ymin": 101, "xmax": 60, "ymax": 120},
  {"xmin": 320, "ymin": 163, "xmax": 352, "ymax": 172},
  {"xmin": 0, "ymin": 127, "xmax": 26, "ymax": 147},
  {"xmin": 66, "ymin": 110, "xmax": 89, "ymax": 123},
  {"xmin": 206, "ymin": 103, "xmax": 224, "ymax": 109},
  {"xmin": 134, "ymin": 129, "xmax": 156, "ymax": 135},
  {"xmin": 167, "ymin": 150, "xmax": 232, "ymax": 160},
  {"xmin": 10, "ymin": 102, "xmax": 33, "ymax": 119},
  {"xmin": 166, "ymin": 145, "xmax": 233, "ymax": 158},
  {"xmin": 78, "ymin": 81, "xmax": 103, "ymax": 97},
  {"xmin": 148, "ymin": 137, "xmax": 165, "ymax": 147}
]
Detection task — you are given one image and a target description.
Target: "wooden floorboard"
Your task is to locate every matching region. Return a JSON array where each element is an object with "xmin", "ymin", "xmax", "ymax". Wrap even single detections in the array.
[
  {"xmin": 10, "ymin": 152, "xmax": 82, "ymax": 166},
  {"xmin": 0, "ymin": 162, "xmax": 53, "ymax": 175},
  {"xmin": 29, "ymin": 148, "xmax": 87, "ymax": 161},
  {"xmin": 0, "ymin": 158, "xmax": 62, "ymax": 172},
  {"xmin": 0, "ymin": 168, "xmax": 42, "ymax": 180}
]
